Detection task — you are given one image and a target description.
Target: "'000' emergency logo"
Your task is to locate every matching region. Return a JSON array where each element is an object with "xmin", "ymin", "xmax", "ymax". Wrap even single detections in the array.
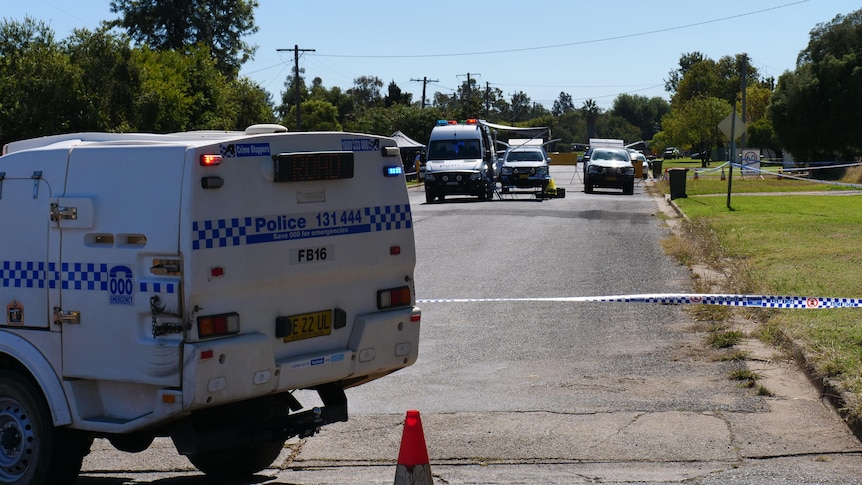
[{"xmin": 109, "ymin": 265, "xmax": 134, "ymax": 305}]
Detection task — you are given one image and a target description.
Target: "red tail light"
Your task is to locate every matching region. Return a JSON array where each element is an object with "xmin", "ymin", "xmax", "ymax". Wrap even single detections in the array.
[
  {"xmin": 197, "ymin": 312, "xmax": 240, "ymax": 338},
  {"xmin": 377, "ymin": 286, "xmax": 412, "ymax": 310},
  {"xmin": 200, "ymin": 154, "xmax": 222, "ymax": 166}
]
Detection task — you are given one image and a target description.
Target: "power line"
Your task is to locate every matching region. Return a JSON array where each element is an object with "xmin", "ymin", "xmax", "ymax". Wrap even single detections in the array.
[{"xmin": 309, "ymin": 1, "xmax": 809, "ymax": 59}]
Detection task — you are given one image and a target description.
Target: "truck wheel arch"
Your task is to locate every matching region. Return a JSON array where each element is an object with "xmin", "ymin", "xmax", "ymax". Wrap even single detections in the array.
[{"xmin": 0, "ymin": 333, "xmax": 72, "ymax": 426}]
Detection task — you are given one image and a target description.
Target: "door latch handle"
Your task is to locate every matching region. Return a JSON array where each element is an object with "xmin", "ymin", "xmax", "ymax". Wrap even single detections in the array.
[{"xmin": 53, "ymin": 308, "xmax": 81, "ymax": 325}]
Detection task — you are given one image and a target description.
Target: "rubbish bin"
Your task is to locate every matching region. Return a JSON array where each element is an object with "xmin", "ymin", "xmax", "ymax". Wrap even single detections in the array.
[
  {"xmin": 668, "ymin": 168, "xmax": 688, "ymax": 200},
  {"xmin": 651, "ymin": 159, "xmax": 663, "ymax": 179}
]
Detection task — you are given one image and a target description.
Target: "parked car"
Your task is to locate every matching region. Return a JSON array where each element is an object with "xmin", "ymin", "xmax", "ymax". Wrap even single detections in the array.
[
  {"xmin": 663, "ymin": 147, "xmax": 680, "ymax": 159},
  {"xmin": 498, "ymin": 145, "xmax": 551, "ymax": 193},
  {"xmin": 583, "ymin": 147, "xmax": 635, "ymax": 195}
]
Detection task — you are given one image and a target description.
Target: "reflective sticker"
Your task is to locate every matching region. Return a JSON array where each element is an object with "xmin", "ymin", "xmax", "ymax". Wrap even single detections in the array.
[
  {"xmin": 220, "ymin": 143, "xmax": 271, "ymax": 158},
  {"xmin": 1, "ymin": 260, "xmax": 174, "ymax": 297},
  {"xmin": 341, "ymin": 138, "xmax": 380, "ymax": 152},
  {"xmin": 192, "ymin": 204, "xmax": 412, "ymax": 250},
  {"xmin": 6, "ymin": 300, "xmax": 23, "ymax": 326}
]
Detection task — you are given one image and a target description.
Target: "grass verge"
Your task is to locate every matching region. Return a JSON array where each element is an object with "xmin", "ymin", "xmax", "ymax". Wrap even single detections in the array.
[{"xmin": 658, "ymin": 173, "xmax": 862, "ymax": 419}]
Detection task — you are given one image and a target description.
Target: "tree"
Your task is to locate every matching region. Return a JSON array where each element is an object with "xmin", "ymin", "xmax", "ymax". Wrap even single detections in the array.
[
  {"xmin": 277, "ymin": 65, "xmax": 308, "ymax": 120},
  {"xmin": 665, "ymin": 52, "xmax": 707, "ymax": 94},
  {"xmin": 109, "ymin": 0, "xmax": 258, "ymax": 76},
  {"xmin": 581, "ymin": 99, "xmax": 599, "ymax": 139},
  {"xmin": 481, "ymin": 85, "xmax": 510, "ymax": 123},
  {"xmin": 385, "ymin": 80, "xmax": 412, "ymax": 107},
  {"xmin": 659, "ymin": 96, "xmax": 731, "ymax": 167},
  {"xmin": 0, "ymin": 18, "xmax": 82, "ymax": 145},
  {"xmin": 552, "ymin": 92, "xmax": 574, "ymax": 116},
  {"xmin": 307, "ymin": 78, "xmax": 353, "ymax": 126},
  {"xmin": 770, "ymin": 8, "xmax": 862, "ymax": 160},
  {"xmin": 227, "ymin": 77, "xmax": 275, "ymax": 128},
  {"xmin": 510, "ymin": 91, "xmax": 532, "ymax": 123},
  {"xmin": 611, "ymin": 93, "xmax": 670, "ymax": 141},
  {"xmin": 284, "ymin": 99, "xmax": 341, "ymax": 131},
  {"xmin": 64, "ymin": 27, "xmax": 136, "ymax": 132},
  {"xmin": 349, "ymin": 75, "xmax": 384, "ymax": 109},
  {"xmin": 596, "ymin": 114, "xmax": 642, "ymax": 144},
  {"xmin": 455, "ymin": 77, "xmax": 483, "ymax": 119},
  {"xmin": 670, "ymin": 53, "xmax": 764, "ymax": 106}
]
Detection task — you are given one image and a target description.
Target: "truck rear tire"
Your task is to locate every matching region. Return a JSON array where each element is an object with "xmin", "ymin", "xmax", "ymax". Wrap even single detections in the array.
[
  {"xmin": 0, "ymin": 370, "xmax": 92, "ymax": 485},
  {"xmin": 187, "ymin": 440, "xmax": 285, "ymax": 477}
]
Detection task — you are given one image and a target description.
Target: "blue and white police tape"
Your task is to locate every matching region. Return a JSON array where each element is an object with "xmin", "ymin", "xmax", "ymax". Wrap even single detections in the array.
[{"xmin": 417, "ymin": 294, "xmax": 862, "ymax": 309}]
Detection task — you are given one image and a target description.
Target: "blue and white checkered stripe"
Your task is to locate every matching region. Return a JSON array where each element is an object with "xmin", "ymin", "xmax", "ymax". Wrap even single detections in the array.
[
  {"xmin": 1, "ymin": 261, "xmax": 50, "ymax": 289},
  {"xmin": 1, "ymin": 260, "xmax": 175, "ymax": 294},
  {"xmin": 192, "ymin": 217, "xmax": 252, "ymax": 250},
  {"xmin": 193, "ymin": 204, "xmax": 413, "ymax": 250},
  {"xmin": 417, "ymin": 294, "xmax": 862, "ymax": 309},
  {"xmin": 365, "ymin": 204, "xmax": 412, "ymax": 231}
]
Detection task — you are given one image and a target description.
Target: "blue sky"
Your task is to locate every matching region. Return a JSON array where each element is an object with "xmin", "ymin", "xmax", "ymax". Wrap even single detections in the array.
[{"xmin": 3, "ymin": 0, "xmax": 858, "ymax": 110}]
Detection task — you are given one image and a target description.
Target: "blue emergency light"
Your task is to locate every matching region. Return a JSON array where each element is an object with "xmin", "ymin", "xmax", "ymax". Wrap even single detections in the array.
[{"xmin": 384, "ymin": 165, "xmax": 404, "ymax": 177}]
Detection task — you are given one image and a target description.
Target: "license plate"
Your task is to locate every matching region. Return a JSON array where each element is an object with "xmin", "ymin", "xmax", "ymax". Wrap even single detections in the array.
[
  {"xmin": 283, "ymin": 310, "xmax": 332, "ymax": 343},
  {"xmin": 606, "ymin": 176, "xmax": 617, "ymax": 181},
  {"xmin": 518, "ymin": 174, "xmax": 529, "ymax": 179}
]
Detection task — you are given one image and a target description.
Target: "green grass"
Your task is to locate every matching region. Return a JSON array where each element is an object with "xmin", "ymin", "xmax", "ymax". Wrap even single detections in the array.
[
  {"xmin": 706, "ymin": 330, "xmax": 743, "ymax": 349},
  {"xmin": 668, "ymin": 191, "xmax": 862, "ymax": 410}
]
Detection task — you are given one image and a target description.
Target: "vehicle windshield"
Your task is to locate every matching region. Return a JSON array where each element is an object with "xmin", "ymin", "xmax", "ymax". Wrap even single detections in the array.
[
  {"xmin": 506, "ymin": 150, "xmax": 544, "ymax": 162},
  {"xmin": 428, "ymin": 140, "xmax": 481, "ymax": 160},
  {"xmin": 592, "ymin": 149, "xmax": 629, "ymax": 161}
]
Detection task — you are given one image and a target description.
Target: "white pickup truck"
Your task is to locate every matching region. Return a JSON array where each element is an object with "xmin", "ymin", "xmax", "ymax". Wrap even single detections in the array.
[{"xmin": 0, "ymin": 125, "xmax": 421, "ymax": 483}]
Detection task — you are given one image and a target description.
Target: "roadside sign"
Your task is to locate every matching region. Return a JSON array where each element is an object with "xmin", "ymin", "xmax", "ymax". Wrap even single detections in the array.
[
  {"xmin": 741, "ymin": 149, "xmax": 760, "ymax": 175},
  {"xmin": 718, "ymin": 113, "xmax": 745, "ymax": 140}
]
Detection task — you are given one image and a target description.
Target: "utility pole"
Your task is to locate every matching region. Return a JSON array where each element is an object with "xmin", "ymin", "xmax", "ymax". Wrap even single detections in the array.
[
  {"xmin": 740, "ymin": 53, "xmax": 748, "ymax": 155},
  {"xmin": 727, "ymin": 53, "xmax": 748, "ymax": 210},
  {"xmin": 484, "ymin": 82, "xmax": 491, "ymax": 118},
  {"xmin": 276, "ymin": 45, "xmax": 315, "ymax": 130},
  {"xmin": 457, "ymin": 73, "xmax": 479, "ymax": 117},
  {"xmin": 410, "ymin": 77, "xmax": 438, "ymax": 108}
]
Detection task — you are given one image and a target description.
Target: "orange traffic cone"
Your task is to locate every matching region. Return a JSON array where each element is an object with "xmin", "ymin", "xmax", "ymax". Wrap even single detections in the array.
[
  {"xmin": 693, "ymin": 170, "xmax": 699, "ymax": 180},
  {"xmin": 720, "ymin": 169, "xmax": 726, "ymax": 180},
  {"xmin": 394, "ymin": 410, "xmax": 433, "ymax": 484}
]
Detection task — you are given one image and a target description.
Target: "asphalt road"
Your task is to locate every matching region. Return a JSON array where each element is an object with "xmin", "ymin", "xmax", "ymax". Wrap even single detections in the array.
[{"xmin": 79, "ymin": 166, "xmax": 862, "ymax": 484}]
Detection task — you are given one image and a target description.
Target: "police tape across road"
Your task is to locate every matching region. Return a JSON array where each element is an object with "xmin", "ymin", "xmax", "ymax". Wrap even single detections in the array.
[{"xmin": 417, "ymin": 294, "xmax": 862, "ymax": 309}]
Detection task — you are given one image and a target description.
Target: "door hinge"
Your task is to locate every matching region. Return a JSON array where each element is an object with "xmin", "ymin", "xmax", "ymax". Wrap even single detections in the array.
[
  {"xmin": 53, "ymin": 308, "xmax": 81, "ymax": 325},
  {"xmin": 50, "ymin": 203, "xmax": 78, "ymax": 221}
]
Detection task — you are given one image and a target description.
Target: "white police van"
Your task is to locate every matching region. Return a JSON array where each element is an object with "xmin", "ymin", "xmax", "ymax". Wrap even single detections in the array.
[
  {"xmin": 0, "ymin": 124, "xmax": 421, "ymax": 483},
  {"xmin": 423, "ymin": 119, "xmax": 498, "ymax": 203}
]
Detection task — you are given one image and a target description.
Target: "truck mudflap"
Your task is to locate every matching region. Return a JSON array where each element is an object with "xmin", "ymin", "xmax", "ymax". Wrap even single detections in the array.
[{"xmin": 171, "ymin": 383, "xmax": 347, "ymax": 455}]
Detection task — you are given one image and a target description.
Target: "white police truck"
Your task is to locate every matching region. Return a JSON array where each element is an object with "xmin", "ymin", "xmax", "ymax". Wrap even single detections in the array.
[
  {"xmin": 423, "ymin": 119, "xmax": 498, "ymax": 203},
  {"xmin": 0, "ymin": 125, "xmax": 421, "ymax": 484}
]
